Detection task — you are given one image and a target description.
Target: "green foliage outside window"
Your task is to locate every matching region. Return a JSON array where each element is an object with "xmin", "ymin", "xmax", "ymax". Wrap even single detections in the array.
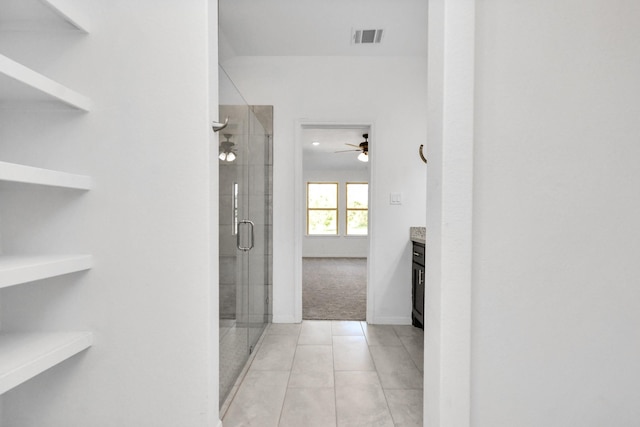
[
  {"xmin": 307, "ymin": 183, "xmax": 338, "ymax": 235},
  {"xmin": 347, "ymin": 183, "xmax": 368, "ymax": 235},
  {"xmin": 306, "ymin": 182, "xmax": 368, "ymax": 236}
]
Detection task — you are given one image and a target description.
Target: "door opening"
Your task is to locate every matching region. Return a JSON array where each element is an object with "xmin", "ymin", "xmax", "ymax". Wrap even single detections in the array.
[{"xmin": 295, "ymin": 123, "xmax": 373, "ymax": 322}]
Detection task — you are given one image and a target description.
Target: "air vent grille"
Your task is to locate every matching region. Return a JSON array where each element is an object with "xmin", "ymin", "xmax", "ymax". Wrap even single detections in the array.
[{"xmin": 352, "ymin": 29, "xmax": 384, "ymax": 44}]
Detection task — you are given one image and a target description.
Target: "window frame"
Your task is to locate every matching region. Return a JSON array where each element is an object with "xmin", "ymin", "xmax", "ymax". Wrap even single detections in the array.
[
  {"xmin": 306, "ymin": 181, "xmax": 339, "ymax": 235},
  {"xmin": 345, "ymin": 182, "xmax": 369, "ymax": 236}
]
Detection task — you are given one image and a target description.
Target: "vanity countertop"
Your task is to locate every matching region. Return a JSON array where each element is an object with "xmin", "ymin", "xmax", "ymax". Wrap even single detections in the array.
[{"xmin": 410, "ymin": 227, "xmax": 426, "ymax": 244}]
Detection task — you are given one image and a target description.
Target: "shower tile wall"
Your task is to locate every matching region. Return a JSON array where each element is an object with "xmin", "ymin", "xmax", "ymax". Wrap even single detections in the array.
[
  {"xmin": 219, "ymin": 160, "xmax": 239, "ymax": 319},
  {"xmin": 219, "ymin": 256, "xmax": 236, "ymax": 319}
]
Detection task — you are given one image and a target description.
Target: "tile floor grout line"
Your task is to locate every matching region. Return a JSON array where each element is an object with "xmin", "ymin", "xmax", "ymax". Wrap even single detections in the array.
[
  {"xmin": 331, "ymin": 335, "xmax": 339, "ymax": 427},
  {"xmin": 278, "ymin": 333, "xmax": 300, "ymax": 427},
  {"xmin": 370, "ymin": 326, "xmax": 400, "ymax": 426},
  {"xmin": 403, "ymin": 327, "xmax": 424, "ymax": 374},
  {"xmin": 277, "ymin": 323, "xmax": 303, "ymax": 427}
]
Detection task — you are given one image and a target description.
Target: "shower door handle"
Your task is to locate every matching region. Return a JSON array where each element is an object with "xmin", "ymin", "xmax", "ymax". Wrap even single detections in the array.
[{"xmin": 237, "ymin": 220, "xmax": 255, "ymax": 251}]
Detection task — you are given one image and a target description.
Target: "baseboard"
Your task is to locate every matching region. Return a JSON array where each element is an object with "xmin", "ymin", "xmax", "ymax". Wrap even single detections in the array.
[
  {"xmin": 368, "ymin": 316, "xmax": 412, "ymax": 325},
  {"xmin": 273, "ymin": 315, "xmax": 411, "ymax": 325},
  {"xmin": 272, "ymin": 315, "xmax": 298, "ymax": 323},
  {"xmin": 302, "ymin": 255, "xmax": 368, "ymax": 259}
]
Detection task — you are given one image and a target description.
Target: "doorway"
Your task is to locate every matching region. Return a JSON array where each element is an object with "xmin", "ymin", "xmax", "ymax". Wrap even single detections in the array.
[{"xmin": 298, "ymin": 124, "xmax": 372, "ymax": 321}]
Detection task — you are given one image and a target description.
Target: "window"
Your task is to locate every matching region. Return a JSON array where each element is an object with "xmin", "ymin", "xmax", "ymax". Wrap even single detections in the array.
[
  {"xmin": 307, "ymin": 182, "xmax": 338, "ymax": 235},
  {"xmin": 346, "ymin": 182, "xmax": 368, "ymax": 235}
]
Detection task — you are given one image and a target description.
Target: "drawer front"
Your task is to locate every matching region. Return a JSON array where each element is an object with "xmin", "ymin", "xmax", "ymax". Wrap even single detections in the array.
[{"xmin": 412, "ymin": 242, "xmax": 425, "ymax": 265}]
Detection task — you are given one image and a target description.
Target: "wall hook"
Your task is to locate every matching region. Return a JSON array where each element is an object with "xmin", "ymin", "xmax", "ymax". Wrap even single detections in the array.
[
  {"xmin": 419, "ymin": 144, "xmax": 428, "ymax": 164},
  {"xmin": 211, "ymin": 117, "xmax": 229, "ymax": 133}
]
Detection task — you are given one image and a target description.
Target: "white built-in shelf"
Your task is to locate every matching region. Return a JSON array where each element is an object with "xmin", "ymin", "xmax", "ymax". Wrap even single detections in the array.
[
  {"xmin": 0, "ymin": 255, "xmax": 93, "ymax": 289},
  {"xmin": 0, "ymin": 53, "xmax": 91, "ymax": 111},
  {"xmin": 0, "ymin": 161, "xmax": 92, "ymax": 190},
  {"xmin": 0, "ymin": 0, "xmax": 89, "ymax": 33},
  {"xmin": 39, "ymin": 0, "xmax": 89, "ymax": 32},
  {"xmin": 0, "ymin": 332, "xmax": 92, "ymax": 395}
]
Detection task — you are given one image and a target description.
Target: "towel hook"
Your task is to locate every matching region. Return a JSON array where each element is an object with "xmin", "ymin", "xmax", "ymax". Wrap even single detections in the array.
[{"xmin": 419, "ymin": 144, "xmax": 428, "ymax": 164}]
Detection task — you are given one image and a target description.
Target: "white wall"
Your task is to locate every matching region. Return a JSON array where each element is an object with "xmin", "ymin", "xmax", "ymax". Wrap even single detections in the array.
[
  {"xmin": 472, "ymin": 1, "xmax": 640, "ymax": 425},
  {"xmin": 221, "ymin": 56, "xmax": 427, "ymax": 324},
  {"xmin": 0, "ymin": 1, "xmax": 217, "ymax": 425},
  {"xmin": 208, "ymin": 0, "xmax": 221, "ymax": 422},
  {"xmin": 303, "ymin": 168, "xmax": 369, "ymax": 258},
  {"xmin": 424, "ymin": 1, "xmax": 475, "ymax": 425}
]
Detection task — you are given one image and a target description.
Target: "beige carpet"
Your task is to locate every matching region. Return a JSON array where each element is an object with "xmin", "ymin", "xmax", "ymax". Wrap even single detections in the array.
[{"xmin": 302, "ymin": 257, "xmax": 367, "ymax": 320}]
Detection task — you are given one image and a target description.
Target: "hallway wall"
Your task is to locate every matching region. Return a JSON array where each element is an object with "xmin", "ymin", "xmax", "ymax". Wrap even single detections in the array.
[
  {"xmin": 472, "ymin": 1, "xmax": 640, "ymax": 425},
  {"xmin": 221, "ymin": 56, "xmax": 428, "ymax": 324}
]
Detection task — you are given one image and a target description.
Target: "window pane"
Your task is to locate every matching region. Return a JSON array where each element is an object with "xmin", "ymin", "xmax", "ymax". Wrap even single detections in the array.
[
  {"xmin": 308, "ymin": 210, "xmax": 338, "ymax": 235},
  {"xmin": 347, "ymin": 210, "xmax": 368, "ymax": 235},
  {"xmin": 308, "ymin": 183, "xmax": 337, "ymax": 208},
  {"xmin": 347, "ymin": 183, "xmax": 368, "ymax": 209}
]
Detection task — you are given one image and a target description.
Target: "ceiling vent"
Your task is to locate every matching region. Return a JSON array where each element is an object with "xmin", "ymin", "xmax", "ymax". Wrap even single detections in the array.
[{"xmin": 352, "ymin": 29, "xmax": 384, "ymax": 44}]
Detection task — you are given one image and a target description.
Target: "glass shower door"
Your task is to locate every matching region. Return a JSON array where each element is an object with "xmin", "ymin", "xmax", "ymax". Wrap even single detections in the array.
[
  {"xmin": 244, "ymin": 105, "xmax": 272, "ymax": 348},
  {"xmin": 218, "ymin": 66, "xmax": 272, "ymax": 407}
]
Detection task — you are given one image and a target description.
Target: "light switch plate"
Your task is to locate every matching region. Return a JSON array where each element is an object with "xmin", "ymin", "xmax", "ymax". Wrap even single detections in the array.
[{"xmin": 390, "ymin": 192, "xmax": 402, "ymax": 205}]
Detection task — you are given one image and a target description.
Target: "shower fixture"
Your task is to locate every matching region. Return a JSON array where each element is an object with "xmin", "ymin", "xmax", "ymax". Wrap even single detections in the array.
[
  {"xmin": 211, "ymin": 116, "xmax": 229, "ymax": 132},
  {"xmin": 219, "ymin": 134, "xmax": 237, "ymax": 162}
]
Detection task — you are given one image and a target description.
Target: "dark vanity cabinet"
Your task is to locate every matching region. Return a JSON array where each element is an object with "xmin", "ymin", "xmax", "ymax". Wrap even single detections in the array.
[{"xmin": 412, "ymin": 241, "xmax": 425, "ymax": 329}]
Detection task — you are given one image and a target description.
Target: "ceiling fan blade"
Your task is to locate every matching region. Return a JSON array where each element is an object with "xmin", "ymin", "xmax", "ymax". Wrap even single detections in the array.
[
  {"xmin": 344, "ymin": 143, "xmax": 361, "ymax": 148},
  {"xmin": 334, "ymin": 149, "xmax": 360, "ymax": 153}
]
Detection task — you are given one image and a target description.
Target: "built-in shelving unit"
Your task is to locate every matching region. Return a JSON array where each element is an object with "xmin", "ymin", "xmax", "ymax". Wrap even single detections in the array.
[
  {"xmin": 0, "ymin": 0, "xmax": 89, "ymax": 33},
  {"xmin": 0, "ymin": 161, "xmax": 92, "ymax": 190},
  {"xmin": 39, "ymin": 0, "xmax": 90, "ymax": 32},
  {"xmin": 0, "ymin": 332, "xmax": 93, "ymax": 395},
  {"xmin": 0, "ymin": 255, "xmax": 93, "ymax": 289},
  {"xmin": 0, "ymin": 53, "xmax": 91, "ymax": 111},
  {"xmin": 0, "ymin": 0, "xmax": 93, "ymax": 399}
]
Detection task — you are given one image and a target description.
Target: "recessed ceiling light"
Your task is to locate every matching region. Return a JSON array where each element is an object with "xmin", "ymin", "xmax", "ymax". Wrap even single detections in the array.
[{"xmin": 312, "ymin": 141, "xmax": 320, "ymax": 146}]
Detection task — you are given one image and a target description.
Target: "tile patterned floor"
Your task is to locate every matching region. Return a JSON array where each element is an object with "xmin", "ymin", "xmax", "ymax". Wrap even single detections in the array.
[{"xmin": 222, "ymin": 320, "xmax": 424, "ymax": 427}]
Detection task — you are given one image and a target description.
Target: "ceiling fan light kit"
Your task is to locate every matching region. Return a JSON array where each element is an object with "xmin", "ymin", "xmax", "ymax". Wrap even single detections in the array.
[
  {"xmin": 219, "ymin": 151, "xmax": 236, "ymax": 162},
  {"xmin": 219, "ymin": 133, "xmax": 237, "ymax": 162},
  {"xmin": 335, "ymin": 133, "xmax": 369, "ymax": 162}
]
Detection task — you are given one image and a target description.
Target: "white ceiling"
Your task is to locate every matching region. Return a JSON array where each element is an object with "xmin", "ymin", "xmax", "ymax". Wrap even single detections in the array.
[
  {"xmin": 219, "ymin": 0, "xmax": 427, "ymax": 172},
  {"xmin": 302, "ymin": 127, "xmax": 370, "ymax": 171},
  {"xmin": 219, "ymin": 0, "xmax": 428, "ymax": 57}
]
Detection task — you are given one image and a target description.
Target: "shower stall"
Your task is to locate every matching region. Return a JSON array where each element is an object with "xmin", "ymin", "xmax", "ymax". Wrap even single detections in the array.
[{"xmin": 218, "ymin": 66, "xmax": 273, "ymax": 407}]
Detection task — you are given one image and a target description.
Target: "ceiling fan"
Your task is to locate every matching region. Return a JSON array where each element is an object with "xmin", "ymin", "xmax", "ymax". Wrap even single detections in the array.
[
  {"xmin": 335, "ymin": 133, "xmax": 369, "ymax": 162},
  {"xmin": 218, "ymin": 133, "xmax": 237, "ymax": 162}
]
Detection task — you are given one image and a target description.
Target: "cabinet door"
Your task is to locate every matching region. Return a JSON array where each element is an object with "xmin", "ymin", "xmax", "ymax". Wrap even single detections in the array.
[{"xmin": 412, "ymin": 262, "xmax": 425, "ymax": 327}]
